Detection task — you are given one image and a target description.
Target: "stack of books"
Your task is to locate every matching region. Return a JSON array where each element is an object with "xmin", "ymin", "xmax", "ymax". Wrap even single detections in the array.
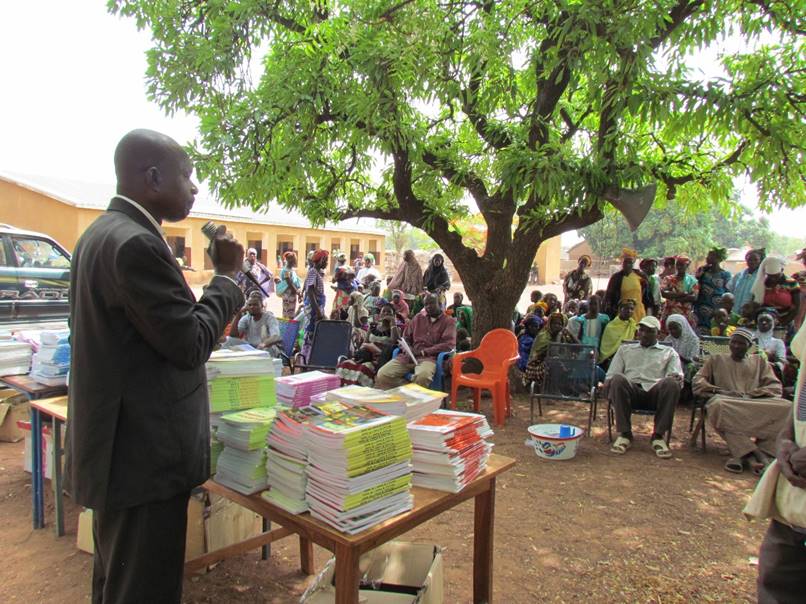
[
  {"xmin": 207, "ymin": 347, "xmax": 277, "ymax": 381},
  {"xmin": 324, "ymin": 384, "xmax": 445, "ymax": 422},
  {"xmin": 208, "ymin": 375, "xmax": 277, "ymax": 413},
  {"xmin": 29, "ymin": 329, "xmax": 71, "ymax": 386},
  {"xmin": 407, "ymin": 409, "xmax": 494, "ymax": 493},
  {"xmin": 275, "ymin": 371, "xmax": 341, "ymax": 407},
  {"xmin": 383, "ymin": 384, "xmax": 446, "ymax": 421},
  {"xmin": 210, "ymin": 433, "xmax": 223, "ymax": 476},
  {"xmin": 213, "ymin": 407, "xmax": 277, "ymax": 494},
  {"xmin": 263, "ymin": 406, "xmax": 325, "ymax": 514},
  {"xmin": 304, "ymin": 402, "xmax": 413, "ymax": 534},
  {"xmin": 0, "ymin": 339, "xmax": 33, "ymax": 377}
]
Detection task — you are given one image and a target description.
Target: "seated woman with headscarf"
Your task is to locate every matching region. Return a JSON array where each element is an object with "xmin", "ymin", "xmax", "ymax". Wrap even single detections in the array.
[
  {"xmin": 751, "ymin": 256, "xmax": 801, "ymax": 338},
  {"xmin": 599, "ymin": 299, "xmax": 638, "ymax": 365},
  {"xmin": 663, "ymin": 314, "xmax": 701, "ymax": 382},
  {"xmin": 357, "ymin": 253, "xmax": 381, "ymax": 288},
  {"xmin": 524, "ymin": 312, "xmax": 578, "ymax": 385},
  {"xmin": 518, "ymin": 316, "xmax": 543, "ymax": 372},
  {"xmin": 754, "ymin": 312, "xmax": 787, "ymax": 378},
  {"xmin": 693, "ymin": 328, "xmax": 790, "ymax": 474}
]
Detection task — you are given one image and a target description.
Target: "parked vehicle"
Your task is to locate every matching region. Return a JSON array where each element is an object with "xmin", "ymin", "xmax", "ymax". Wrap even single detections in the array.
[{"xmin": 0, "ymin": 224, "xmax": 70, "ymax": 323}]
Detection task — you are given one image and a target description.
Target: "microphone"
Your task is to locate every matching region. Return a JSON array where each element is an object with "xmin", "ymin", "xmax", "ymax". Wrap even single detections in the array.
[{"xmin": 201, "ymin": 221, "xmax": 262, "ymax": 291}]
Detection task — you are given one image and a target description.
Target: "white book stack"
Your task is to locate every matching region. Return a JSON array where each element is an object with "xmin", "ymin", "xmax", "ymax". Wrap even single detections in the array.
[
  {"xmin": 206, "ymin": 347, "xmax": 277, "ymax": 381},
  {"xmin": 30, "ymin": 330, "xmax": 71, "ymax": 386},
  {"xmin": 275, "ymin": 371, "xmax": 341, "ymax": 407},
  {"xmin": 325, "ymin": 384, "xmax": 445, "ymax": 422},
  {"xmin": 0, "ymin": 340, "xmax": 33, "ymax": 377},
  {"xmin": 407, "ymin": 409, "xmax": 494, "ymax": 493},
  {"xmin": 213, "ymin": 407, "xmax": 277, "ymax": 494},
  {"xmin": 263, "ymin": 406, "xmax": 325, "ymax": 514},
  {"xmin": 303, "ymin": 403, "xmax": 413, "ymax": 534}
]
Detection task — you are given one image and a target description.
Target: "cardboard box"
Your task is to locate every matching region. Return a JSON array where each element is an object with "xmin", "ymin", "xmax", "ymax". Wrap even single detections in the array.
[
  {"xmin": 76, "ymin": 491, "xmax": 262, "ymax": 561},
  {"xmin": 302, "ymin": 541, "xmax": 444, "ymax": 604},
  {"xmin": 20, "ymin": 420, "xmax": 65, "ymax": 480},
  {"xmin": 0, "ymin": 389, "xmax": 29, "ymax": 442}
]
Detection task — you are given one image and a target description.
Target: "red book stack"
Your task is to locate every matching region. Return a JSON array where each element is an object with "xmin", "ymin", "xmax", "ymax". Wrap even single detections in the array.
[{"xmin": 407, "ymin": 409, "xmax": 494, "ymax": 493}]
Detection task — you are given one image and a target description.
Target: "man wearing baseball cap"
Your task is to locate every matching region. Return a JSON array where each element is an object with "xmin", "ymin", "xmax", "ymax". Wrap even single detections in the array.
[{"xmin": 604, "ymin": 315, "xmax": 684, "ymax": 458}]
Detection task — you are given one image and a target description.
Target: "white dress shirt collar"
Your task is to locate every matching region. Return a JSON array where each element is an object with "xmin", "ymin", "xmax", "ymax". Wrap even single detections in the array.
[{"xmin": 113, "ymin": 194, "xmax": 163, "ymax": 237}]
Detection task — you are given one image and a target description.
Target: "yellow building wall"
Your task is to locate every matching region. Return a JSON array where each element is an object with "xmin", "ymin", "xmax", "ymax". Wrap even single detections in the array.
[
  {"xmin": 535, "ymin": 235, "xmax": 561, "ymax": 285},
  {"xmin": 0, "ymin": 179, "xmax": 384, "ymax": 285}
]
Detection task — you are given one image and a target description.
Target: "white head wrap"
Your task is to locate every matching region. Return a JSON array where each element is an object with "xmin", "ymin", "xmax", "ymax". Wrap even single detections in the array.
[{"xmin": 751, "ymin": 256, "xmax": 786, "ymax": 303}]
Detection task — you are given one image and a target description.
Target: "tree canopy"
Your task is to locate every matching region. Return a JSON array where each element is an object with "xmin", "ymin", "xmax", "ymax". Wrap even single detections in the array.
[
  {"xmin": 580, "ymin": 202, "xmax": 804, "ymax": 261},
  {"xmin": 110, "ymin": 0, "xmax": 805, "ymax": 336}
]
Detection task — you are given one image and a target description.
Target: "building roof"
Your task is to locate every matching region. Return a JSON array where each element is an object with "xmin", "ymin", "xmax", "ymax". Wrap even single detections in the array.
[{"xmin": 0, "ymin": 170, "xmax": 384, "ymax": 236}]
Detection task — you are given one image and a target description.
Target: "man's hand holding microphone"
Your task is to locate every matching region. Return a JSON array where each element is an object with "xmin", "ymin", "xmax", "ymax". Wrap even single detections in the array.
[{"xmin": 202, "ymin": 221, "xmax": 245, "ymax": 281}]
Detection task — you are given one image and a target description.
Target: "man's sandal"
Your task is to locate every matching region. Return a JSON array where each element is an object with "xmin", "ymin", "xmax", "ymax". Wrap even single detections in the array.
[
  {"xmin": 651, "ymin": 438, "xmax": 672, "ymax": 459},
  {"xmin": 610, "ymin": 436, "xmax": 631, "ymax": 455},
  {"xmin": 724, "ymin": 458, "xmax": 745, "ymax": 473}
]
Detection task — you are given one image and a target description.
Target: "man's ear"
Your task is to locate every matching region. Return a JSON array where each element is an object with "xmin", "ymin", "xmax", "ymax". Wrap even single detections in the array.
[{"xmin": 144, "ymin": 166, "xmax": 162, "ymax": 191}]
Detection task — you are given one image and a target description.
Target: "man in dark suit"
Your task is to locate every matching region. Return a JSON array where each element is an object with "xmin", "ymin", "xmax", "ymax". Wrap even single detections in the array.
[{"xmin": 65, "ymin": 129, "xmax": 244, "ymax": 603}]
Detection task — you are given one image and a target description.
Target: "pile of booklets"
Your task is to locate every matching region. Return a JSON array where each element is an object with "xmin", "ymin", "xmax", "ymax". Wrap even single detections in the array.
[
  {"xmin": 208, "ymin": 373, "xmax": 277, "ymax": 414},
  {"xmin": 263, "ymin": 406, "xmax": 325, "ymax": 514},
  {"xmin": 324, "ymin": 384, "xmax": 445, "ymax": 422},
  {"xmin": 304, "ymin": 402, "xmax": 413, "ymax": 534},
  {"xmin": 0, "ymin": 337, "xmax": 32, "ymax": 377},
  {"xmin": 407, "ymin": 409, "xmax": 494, "ymax": 493},
  {"xmin": 207, "ymin": 347, "xmax": 279, "ymax": 380},
  {"xmin": 276, "ymin": 371, "xmax": 340, "ymax": 407},
  {"xmin": 214, "ymin": 407, "xmax": 277, "ymax": 494},
  {"xmin": 30, "ymin": 329, "xmax": 71, "ymax": 386}
]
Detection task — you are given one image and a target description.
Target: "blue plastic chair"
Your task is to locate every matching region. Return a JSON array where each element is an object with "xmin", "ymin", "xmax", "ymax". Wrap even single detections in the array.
[
  {"xmin": 391, "ymin": 348, "xmax": 453, "ymax": 393},
  {"xmin": 277, "ymin": 318, "xmax": 300, "ymax": 372}
]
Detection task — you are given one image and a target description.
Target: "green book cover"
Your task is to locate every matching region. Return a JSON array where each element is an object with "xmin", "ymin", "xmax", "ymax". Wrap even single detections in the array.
[
  {"xmin": 340, "ymin": 474, "xmax": 412, "ymax": 510},
  {"xmin": 209, "ymin": 376, "xmax": 276, "ymax": 412}
]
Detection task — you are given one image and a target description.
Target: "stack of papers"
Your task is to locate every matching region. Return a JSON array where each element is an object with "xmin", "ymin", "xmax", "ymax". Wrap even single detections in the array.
[
  {"xmin": 214, "ymin": 407, "xmax": 277, "ymax": 494},
  {"xmin": 216, "ymin": 407, "xmax": 277, "ymax": 450},
  {"xmin": 325, "ymin": 384, "xmax": 445, "ymax": 422},
  {"xmin": 208, "ymin": 375, "xmax": 277, "ymax": 413},
  {"xmin": 384, "ymin": 384, "xmax": 446, "ymax": 421},
  {"xmin": 276, "ymin": 371, "xmax": 341, "ymax": 407},
  {"xmin": 207, "ymin": 347, "xmax": 276, "ymax": 381},
  {"xmin": 0, "ymin": 340, "xmax": 33, "ymax": 377},
  {"xmin": 214, "ymin": 447, "xmax": 268, "ymax": 494},
  {"xmin": 304, "ymin": 402, "xmax": 413, "ymax": 534},
  {"xmin": 407, "ymin": 410, "xmax": 494, "ymax": 493},
  {"xmin": 30, "ymin": 330, "xmax": 71, "ymax": 386},
  {"xmin": 263, "ymin": 406, "xmax": 325, "ymax": 514}
]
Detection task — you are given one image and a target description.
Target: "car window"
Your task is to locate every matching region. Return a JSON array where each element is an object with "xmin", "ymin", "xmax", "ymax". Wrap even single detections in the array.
[
  {"xmin": 11, "ymin": 237, "xmax": 70, "ymax": 269},
  {"xmin": 0, "ymin": 240, "xmax": 8, "ymax": 266}
]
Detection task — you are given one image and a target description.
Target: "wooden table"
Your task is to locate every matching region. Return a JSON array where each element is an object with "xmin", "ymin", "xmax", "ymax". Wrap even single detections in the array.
[
  {"xmin": 195, "ymin": 454, "xmax": 515, "ymax": 604},
  {"xmin": 0, "ymin": 376, "xmax": 68, "ymax": 535}
]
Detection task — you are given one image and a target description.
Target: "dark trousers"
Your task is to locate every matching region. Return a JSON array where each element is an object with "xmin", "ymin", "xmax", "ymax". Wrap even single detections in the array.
[
  {"xmin": 758, "ymin": 519, "xmax": 806, "ymax": 603},
  {"xmin": 608, "ymin": 374, "xmax": 680, "ymax": 436},
  {"xmin": 92, "ymin": 491, "xmax": 190, "ymax": 604}
]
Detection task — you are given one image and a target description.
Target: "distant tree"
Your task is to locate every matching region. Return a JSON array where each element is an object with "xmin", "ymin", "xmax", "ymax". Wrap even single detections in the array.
[
  {"xmin": 580, "ymin": 202, "xmax": 775, "ymax": 260},
  {"xmin": 111, "ymin": 0, "xmax": 805, "ymax": 340},
  {"xmin": 379, "ymin": 220, "xmax": 411, "ymax": 253}
]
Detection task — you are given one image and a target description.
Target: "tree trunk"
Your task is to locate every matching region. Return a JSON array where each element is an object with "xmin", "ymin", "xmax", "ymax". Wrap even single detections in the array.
[{"xmin": 458, "ymin": 263, "xmax": 526, "ymax": 348}]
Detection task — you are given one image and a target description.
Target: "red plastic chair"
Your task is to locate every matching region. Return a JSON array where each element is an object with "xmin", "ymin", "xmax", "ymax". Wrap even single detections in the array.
[{"xmin": 450, "ymin": 329, "xmax": 519, "ymax": 426}]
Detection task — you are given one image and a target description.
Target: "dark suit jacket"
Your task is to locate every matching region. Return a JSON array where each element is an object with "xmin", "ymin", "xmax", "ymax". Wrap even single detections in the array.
[{"xmin": 65, "ymin": 197, "xmax": 243, "ymax": 510}]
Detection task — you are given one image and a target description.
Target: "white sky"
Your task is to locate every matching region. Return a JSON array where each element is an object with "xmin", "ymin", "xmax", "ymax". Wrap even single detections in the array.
[{"xmin": 1, "ymin": 1, "xmax": 802, "ymax": 246}]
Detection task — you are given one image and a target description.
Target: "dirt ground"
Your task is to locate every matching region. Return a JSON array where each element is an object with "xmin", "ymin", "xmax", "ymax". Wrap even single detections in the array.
[{"xmin": 0, "ymin": 393, "xmax": 767, "ymax": 603}]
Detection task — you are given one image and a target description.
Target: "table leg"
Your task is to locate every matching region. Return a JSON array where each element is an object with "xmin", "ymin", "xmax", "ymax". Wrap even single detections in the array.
[
  {"xmin": 31, "ymin": 407, "xmax": 44, "ymax": 530},
  {"xmin": 299, "ymin": 535, "xmax": 314, "ymax": 575},
  {"xmin": 52, "ymin": 417, "xmax": 64, "ymax": 537},
  {"xmin": 473, "ymin": 477, "xmax": 496, "ymax": 604},
  {"xmin": 334, "ymin": 543, "xmax": 360, "ymax": 604},
  {"xmin": 261, "ymin": 518, "xmax": 271, "ymax": 560}
]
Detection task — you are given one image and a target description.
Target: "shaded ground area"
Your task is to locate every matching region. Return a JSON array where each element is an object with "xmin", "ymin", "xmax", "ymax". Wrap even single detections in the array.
[{"xmin": 0, "ymin": 394, "xmax": 765, "ymax": 603}]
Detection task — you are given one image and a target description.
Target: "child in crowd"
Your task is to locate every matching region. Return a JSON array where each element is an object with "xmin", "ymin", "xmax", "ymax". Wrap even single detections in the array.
[
  {"xmin": 456, "ymin": 327, "xmax": 472, "ymax": 352},
  {"xmin": 526, "ymin": 290, "xmax": 543, "ymax": 315},
  {"xmin": 710, "ymin": 308, "xmax": 736, "ymax": 336},
  {"xmin": 335, "ymin": 348, "xmax": 376, "ymax": 387}
]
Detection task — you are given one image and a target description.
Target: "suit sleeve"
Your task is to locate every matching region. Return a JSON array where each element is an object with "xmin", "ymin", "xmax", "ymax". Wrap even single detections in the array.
[{"xmin": 114, "ymin": 234, "xmax": 243, "ymax": 370}]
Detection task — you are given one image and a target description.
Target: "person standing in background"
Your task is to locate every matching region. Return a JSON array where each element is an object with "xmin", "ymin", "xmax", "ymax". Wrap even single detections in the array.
[{"xmin": 65, "ymin": 129, "xmax": 244, "ymax": 604}]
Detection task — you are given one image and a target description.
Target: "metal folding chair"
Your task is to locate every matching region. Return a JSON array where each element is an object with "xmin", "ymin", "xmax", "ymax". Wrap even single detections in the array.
[
  {"xmin": 293, "ymin": 320, "xmax": 352, "ymax": 373},
  {"xmin": 529, "ymin": 343, "xmax": 599, "ymax": 435}
]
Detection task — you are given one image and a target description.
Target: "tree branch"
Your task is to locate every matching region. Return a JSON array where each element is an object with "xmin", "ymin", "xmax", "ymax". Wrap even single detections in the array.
[
  {"xmin": 421, "ymin": 149, "xmax": 489, "ymax": 206},
  {"xmin": 648, "ymin": 0, "xmax": 705, "ymax": 49}
]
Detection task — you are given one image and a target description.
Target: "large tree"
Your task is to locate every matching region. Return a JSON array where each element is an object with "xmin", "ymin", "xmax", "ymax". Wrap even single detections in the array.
[{"xmin": 111, "ymin": 0, "xmax": 804, "ymax": 340}]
